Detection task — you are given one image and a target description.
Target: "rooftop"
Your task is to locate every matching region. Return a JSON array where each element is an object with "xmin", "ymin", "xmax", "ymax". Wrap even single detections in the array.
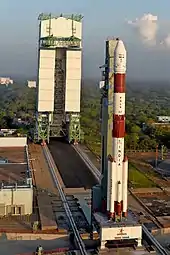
[{"xmin": 0, "ymin": 147, "xmax": 28, "ymax": 186}]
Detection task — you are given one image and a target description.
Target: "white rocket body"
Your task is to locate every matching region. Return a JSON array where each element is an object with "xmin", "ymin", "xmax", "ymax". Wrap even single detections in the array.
[{"xmin": 107, "ymin": 40, "xmax": 128, "ymax": 220}]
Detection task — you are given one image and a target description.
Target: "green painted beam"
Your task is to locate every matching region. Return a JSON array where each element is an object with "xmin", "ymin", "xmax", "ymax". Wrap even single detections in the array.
[{"xmin": 38, "ymin": 13, "xmax": 83, "ymax": 22}]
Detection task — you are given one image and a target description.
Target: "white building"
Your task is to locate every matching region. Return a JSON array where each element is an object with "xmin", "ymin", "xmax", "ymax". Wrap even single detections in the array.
[
  {"xmin": 0, "ymin": 186, "xmax": 33, "ymax": 215},
  {"xmin": 0, "ymin": 138, "xmax": 33, "ymax": 216},
  {"xmin": 27, "ymin": 80, "xmax": 36, "ymax": 88},
  {"xmin": 0, "ymin": 77, "xmax": 13, "ymax": 86},
  {"xmin": 35, "ymin": 13, "xmax": 83, "ymax": 143}
]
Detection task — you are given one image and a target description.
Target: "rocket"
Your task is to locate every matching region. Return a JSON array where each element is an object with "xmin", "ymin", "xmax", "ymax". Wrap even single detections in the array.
[{"xmin": 107, "ymin": 39, "xmax": 128, "ymax": 220}]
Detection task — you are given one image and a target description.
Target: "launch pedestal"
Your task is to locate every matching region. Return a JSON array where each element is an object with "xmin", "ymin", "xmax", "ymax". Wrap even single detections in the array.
[{"xmin": 93, "ymin": 212, "xmax": 142, "ymax": 250}]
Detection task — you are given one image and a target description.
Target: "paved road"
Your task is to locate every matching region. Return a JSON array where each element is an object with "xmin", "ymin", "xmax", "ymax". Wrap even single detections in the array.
[{"xmin": 48, "ymin": 140, "xmax": 97, "ymax": 188}]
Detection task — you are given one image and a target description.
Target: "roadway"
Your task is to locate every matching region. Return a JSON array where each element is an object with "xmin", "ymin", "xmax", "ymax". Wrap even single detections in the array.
[{"xmin": 48, "ymin": 140, "xmax": 98, "ymax": 188}]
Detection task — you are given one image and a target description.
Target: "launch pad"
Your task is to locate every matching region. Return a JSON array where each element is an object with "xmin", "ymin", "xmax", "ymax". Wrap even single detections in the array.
[{"xmin": 93, "ymin": 212, "xmax": 142, "ymax": 249}]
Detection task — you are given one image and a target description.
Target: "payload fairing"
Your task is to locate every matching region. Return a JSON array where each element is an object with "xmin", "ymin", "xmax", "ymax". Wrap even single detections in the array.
[{"xmin": 107, "ymin": 40, "xmax": 128, "ymax": 220}]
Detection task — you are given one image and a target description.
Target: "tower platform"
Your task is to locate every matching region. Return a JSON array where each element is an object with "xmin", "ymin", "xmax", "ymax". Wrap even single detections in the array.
[{"xmin": 93, "ymin": 212, "xmax": 142, "ymax": 249}]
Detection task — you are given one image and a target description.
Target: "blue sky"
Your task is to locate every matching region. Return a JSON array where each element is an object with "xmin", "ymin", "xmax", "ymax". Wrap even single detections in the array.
[{"xmin": 0, "ymin": 0, "xmax": 170, "ymax": 80}]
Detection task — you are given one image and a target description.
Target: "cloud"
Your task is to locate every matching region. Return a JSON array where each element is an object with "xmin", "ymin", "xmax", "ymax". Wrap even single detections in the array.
[
  {"xmin": 127, "ymin": 13, "xmax": 158, "ymax": 45},
  {"xmin": 161, "ymin": 34, "xmax": 170, "ymax": 47},
  {"xmin": 127, "ymin": 13, "xmax": 170, "ymax": 49}
]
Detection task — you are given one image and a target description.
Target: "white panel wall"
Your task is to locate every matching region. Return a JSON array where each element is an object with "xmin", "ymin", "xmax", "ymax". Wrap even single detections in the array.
[
  {"xmin": 65, "ymin": 50, "xmax": 81, "ymax": 112},
  {"xmin": 38, "ymin": 49, "xmax": 55, "ymax": 112},
  {"xmin": 0, "ymin": 188, "xmax": 33, "ymax": 215},
  {"xmin": 39, "ymin": 69, "xmax": 55, "ymax": 80},
  {"xmin": 0, "ymin": 137, "xmax": 27, "ymax": 147},
  {"xmin": 40, "ymin": 17, "xmax": 82, "ymax": 42}
]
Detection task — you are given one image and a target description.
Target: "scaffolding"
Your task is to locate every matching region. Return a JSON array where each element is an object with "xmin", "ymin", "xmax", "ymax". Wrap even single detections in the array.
[
  {"xmin": 50, "ymin": 52, "xmax": 66, "ymax": 137},
  {"xmin": 40, "ymin": 36, "xmax": 81, "ymax": 49},
  {"xmin": 35, "ymin": 113, "xmax": 50, "ymax": 143},
  {"xmin": 100, "ymin": 39, "xmax": 118, "ymax": 211},
  {"xmin": 38, "ymin": 13, "xmax": 83, "ymax": 22},
  {"xmin": 67, "ymin": 113, "xmax": 84, "ymax": 143}
]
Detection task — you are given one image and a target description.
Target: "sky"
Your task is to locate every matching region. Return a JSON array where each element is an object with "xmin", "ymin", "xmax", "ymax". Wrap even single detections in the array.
[{"xmin": 0, "ymin": 0, "xmax": 170, "ymax": 81}]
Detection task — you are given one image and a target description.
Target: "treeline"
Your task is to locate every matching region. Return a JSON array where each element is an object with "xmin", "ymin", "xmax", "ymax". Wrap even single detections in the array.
[
  {"xmin": 1, "ymin": 78, "xmax": 170, "ymax": 152},
  {"xmin": 81, "ymin": 82, "xmax": 101, "ymax": 152},
  {"xmin": 81, "ymin": 81, "xmax": 170, "ymax": 153},
  {"xmin": 0, "ymin": 83, "xmax": 36, "ymax": 129}
]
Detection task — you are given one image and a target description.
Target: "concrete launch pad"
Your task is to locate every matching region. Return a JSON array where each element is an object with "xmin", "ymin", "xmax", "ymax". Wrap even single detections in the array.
[{"xmin": 93, "ymin": 212, "xmax": 142, "ymax": 249}]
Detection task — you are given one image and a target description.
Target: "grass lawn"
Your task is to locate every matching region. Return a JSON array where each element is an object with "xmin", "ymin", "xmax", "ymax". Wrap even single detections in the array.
[
  {"xmin": 128, "ymin": 163, "xmax": 156, "ymax": 188},
  {"xmin": 84, "ymin": 138, "xmax": 156, "ymax": 189},
  {"xmin": 85, "ymin": 139, "xmax": 101, "ymax": 155}
]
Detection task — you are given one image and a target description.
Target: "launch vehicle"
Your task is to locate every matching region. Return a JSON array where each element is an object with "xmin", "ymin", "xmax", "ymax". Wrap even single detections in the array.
[
  {"xmin": 92, "ymin": 39, "xmax": 142, "ymax": 249},
  {"xmin": 107, "ymin": 40, "xmax": 128, "ymax": 220}
]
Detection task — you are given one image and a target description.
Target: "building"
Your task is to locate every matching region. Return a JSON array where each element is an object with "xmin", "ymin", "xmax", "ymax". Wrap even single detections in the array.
[
  {"xmin": 0, "ymin": 137, "xmax": 33, "ymax": 216},
  {"xmin": 157, "ymin": 116, "xmax": 170, "ymax": 123},
  {"xmin": 150, "ymin": 116, "xmax": 170, "ymax": 128},
  {"xmin": 0, "ymin": 77, "xmax": 13, "ymax": 86},
  {"xmin": 27, "ymin": 80, "xmax": 36, "ymax": 88},
  {"xmin": 35, "ymin": 13, "xmax": 83, "ymax": 143}
]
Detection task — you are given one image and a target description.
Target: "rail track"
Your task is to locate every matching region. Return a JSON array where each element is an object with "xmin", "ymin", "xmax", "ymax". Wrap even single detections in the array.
[
  {"xmin": 76, "ymin": 144, "xmax": 169, "ymax": 255},
  {"xmin": 43, "ymin": 145, "xmax": 88, "ymax": 255}
]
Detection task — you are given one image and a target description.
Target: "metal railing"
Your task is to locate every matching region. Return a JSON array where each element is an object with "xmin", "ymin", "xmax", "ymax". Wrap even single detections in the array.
[{"xmin": 43, "ymin": 145, "xmax": 88, "ymax": 255}]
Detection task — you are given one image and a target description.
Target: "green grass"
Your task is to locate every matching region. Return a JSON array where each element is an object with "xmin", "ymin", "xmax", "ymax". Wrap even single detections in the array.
[
  {"xmin": 85, "ymin": 139, "xmax": 101, "ymax": 156},
  {"xmin": 128, "ymin": 163, "xmax": 156, "ymax": 188},
  {"xmin": 84, "ymin": 138, "xmax": 156, "ymax": 189}
]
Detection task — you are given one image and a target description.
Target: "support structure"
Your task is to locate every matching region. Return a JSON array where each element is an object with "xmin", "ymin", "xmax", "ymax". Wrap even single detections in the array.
[
  {"xmin": 100, "ymin": 39, "xmax": 119, "ymax": 212},
  {"xmin": 67, "ymin": 113, "xmax": 83, "ymax": 143},
  {"xmin": 35, "ymin": 112, "xmax": 50, "ymax": 143},
  {"xmin": 35, "ymin": 13, "xmax": 83, "ymax": 143}
]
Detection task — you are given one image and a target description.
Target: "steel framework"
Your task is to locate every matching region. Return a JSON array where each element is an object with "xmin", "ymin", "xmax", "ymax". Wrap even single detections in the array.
[
  {"xmin": 35, "ymin": 113, "xmax": 50, "ymax": 143},
  {"xmin": 67, "ymin": 113, "xmax": 84, "ymax": 143},
  {"xmin": 50, "ymin": 53, "xmax": 66, "ymax": 137},
  {"xmin": 38, "ymin": 13, "xmax": 83, "ymax": 22},
  {"xmin": 40, "ymin": 36, "xmax": 81, "ymax": 48}
]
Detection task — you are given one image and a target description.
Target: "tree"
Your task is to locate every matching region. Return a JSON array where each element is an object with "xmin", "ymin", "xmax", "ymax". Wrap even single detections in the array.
[{"xmin": 130, "ymin": 124, "xmax": 141, "ymax": 134}]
